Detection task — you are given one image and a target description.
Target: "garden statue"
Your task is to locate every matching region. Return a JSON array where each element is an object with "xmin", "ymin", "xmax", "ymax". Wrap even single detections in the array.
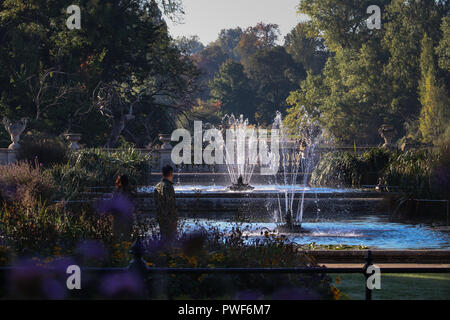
[
  {"xmin": 65, "ymin": 133, "xmax": 82, "ymax": 150},
  {"xmin": 2, "ymin": 117, "xmax": 28, "ymax": 150},
  {"xmin": 378, "ymin": 124, "xmax": 397, "ymax": 149}
]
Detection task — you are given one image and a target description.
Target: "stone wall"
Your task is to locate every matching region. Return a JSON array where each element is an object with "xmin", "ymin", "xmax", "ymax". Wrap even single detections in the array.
[{"xmin": 0, "ymin": 149, "xmax": 17, "ymax": 165}]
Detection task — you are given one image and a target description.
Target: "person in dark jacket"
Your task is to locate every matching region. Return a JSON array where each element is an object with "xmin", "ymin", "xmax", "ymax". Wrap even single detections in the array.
[
  {"xmin": 154, "ymin": 165, "xmax": 178, "ymax": 243},
  {"xmin": 112, "ymin": 173, "xmax": 135, "ymax": 242}
]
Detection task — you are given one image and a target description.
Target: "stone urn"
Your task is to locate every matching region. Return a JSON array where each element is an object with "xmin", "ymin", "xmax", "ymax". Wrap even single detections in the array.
[
  {"xmin": 159, "ymin": 134, "xmax": 173, "ymax": 150},
  {"xmin": 378, "ymin": 124, "xmax": 397, "ymax": 149},
  {"xmin": 2, "ymin": 117, "xmax": 28, "ymax": 150},
  {"xmin": 65, "ymin": 133, "xmax": 82, "ymax": 150}
]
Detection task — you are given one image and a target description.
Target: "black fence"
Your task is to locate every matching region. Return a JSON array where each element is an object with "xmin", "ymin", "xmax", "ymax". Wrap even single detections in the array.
[{"xmin": 1, "ymin": 241, "xmax": 449, "ymax": 300}]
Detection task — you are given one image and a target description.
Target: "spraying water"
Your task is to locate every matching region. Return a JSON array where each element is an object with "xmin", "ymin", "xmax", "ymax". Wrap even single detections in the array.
[
  {"xmin": 271, "ymin": 109, "xmax": 322, "ymax": 231},
  {"xmin": 221, "ymin": 114, "xmax": 257, "ymax": 190}
]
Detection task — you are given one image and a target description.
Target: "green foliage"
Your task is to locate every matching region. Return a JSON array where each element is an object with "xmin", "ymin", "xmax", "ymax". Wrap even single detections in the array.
[
  {"xmin": 212, "ymin": 27, "xmax": 243, "ymax": 61},
  {"xmin": 284, "ymin": 22, "xmax": 328, "ymax": 74},
  {"xmin": 418, "ymin": 34, "xmax": 450, "ymax": 144},
  {"xmin": 298, "ymin": 0, "xmax": 389, "ymax": 51},
  {"xmin": 237, "ymin": 23, "xmax": 281, "ymax": 67},
  {"xmin": 175, "ymin": 35, "xmax": 205, "ymax": 55},
  {"xmin": 287, "ymin": 42, "xmax": 390, "ymax": 144},
  {"xmin": 311, "ymin": 148, "xmax": 392, "ymax": 188},
  {"xmin": 177, "ymin": 100, "xmax": 223, "ymax": 129},
  {"xmin": 312, "ymin": 146, "xmax": 450, "ymax": 199},
  {"xmin": 246, "ymin": 47, "xmax": 305, "ymax": 124},
  {"xmin": 49, "ymin": 148, "xmax": 150, "ymax": 199},
  {"xmin": 210, "ymin": 60, "xmax": 256, "ymax": 119},
  {"xmin": 17, "ymin": 136, "xmax": 68, "ymax": 167},
  {"xmin": 0, "ymin": 0, "xmax": 198, "ymax": 147},
  {"xmin": 436, "ymin": 17, "xmax": 450, "ymax": 71},
  {"xmin": 0, "ymin": 202, "xmax": 112, "ymax": 256},
  {"xmin": 286, "ymin": 0, "xmax": 448, "ymax": 145},
  {"xmin": 140, "ymin": 229, "xmax": 336, "ymax": 299},
  {"xmin": 383, "ymin": 149, "xmax": 436, "ymax": 197}
]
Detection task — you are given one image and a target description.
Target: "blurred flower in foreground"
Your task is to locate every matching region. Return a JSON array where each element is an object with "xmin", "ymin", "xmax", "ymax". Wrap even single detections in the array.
[
  {"xmin": 9, "ymin": 260, "xmax": 66, "ymax": 299},
  {"xmin": 94, "ymin": 193, "xmax": 134, "ymax": 218},
  {"xmin": 100, "ymin": 272, "xmax": 145, "ymax": 299},
  {"xmin": 75, "ymin": 240, "xmax": 107, "ymax": 262}
]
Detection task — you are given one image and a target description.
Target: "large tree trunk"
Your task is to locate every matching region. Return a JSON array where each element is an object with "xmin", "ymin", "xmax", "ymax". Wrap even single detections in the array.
[{"xmin": 104, "ymin": 116, "xmax": 126, "ymax": 148}]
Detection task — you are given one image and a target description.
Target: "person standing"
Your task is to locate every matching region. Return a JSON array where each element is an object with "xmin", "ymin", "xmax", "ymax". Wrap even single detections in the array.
[
  {"xmin": 112, "ymin": 174, "xmax": 136, "ymax": 242},
  {"xmin": 154, "ymin": 165, "xmax": 178, "ymax": 243}
]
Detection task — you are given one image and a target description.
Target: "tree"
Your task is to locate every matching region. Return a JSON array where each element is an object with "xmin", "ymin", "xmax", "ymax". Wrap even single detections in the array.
[
  {"xmin": 245, "ymin": 46, "xmax": 305, "ymax": 124},
  {"xmin": 418, "ymin": 34, "xmax": 450, "ymax": 144},
  {"xmin": 287, "ymin": 40, "xmax": 390, "ymax": 144},
  {"xmin": 382, "ymin": 0, "xmax": 448, "ymax": 123},
  {"xmin": 0, "ymin": 0, "xmax": 198, "ymax": 147},
  {"xmin": 192, "ymin": 45, "xmax": 229, "ymax": 99},
  {"xmin": 237, "ymin": 23, "xmax": 280, "ymax": 67},
  {"xmin": 175, "ymin": 35, "xmax": 205, "ymax": 55},
  {"xmin": 213, "ymin": 27, "xmax": 243, "ymax": 61},
  {"xmin": 284, "ymin": 22, "xmax": 328, "ymax": 74},
  {"xmin": 210, "ymin": 60, "xmax": 256, "ymax": 119},
  {"xmin": 298, "ymin": 0, "xmax": 389, "ymax": 51}
]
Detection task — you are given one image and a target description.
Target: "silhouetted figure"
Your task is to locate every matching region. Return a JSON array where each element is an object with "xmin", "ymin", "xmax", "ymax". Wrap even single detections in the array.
[
  {"xmin": 154, "ymin": 165, "xmax": 178, "ymax": 244},
  {"xmin": 112, "ymin": 173, "xmax": 135, "ymax": 242}
]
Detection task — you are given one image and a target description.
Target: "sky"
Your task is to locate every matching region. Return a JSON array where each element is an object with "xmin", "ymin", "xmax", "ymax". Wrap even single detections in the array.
[{"xmin": 166, "ymin": 0, "xmax": 308, "ymax": 45}]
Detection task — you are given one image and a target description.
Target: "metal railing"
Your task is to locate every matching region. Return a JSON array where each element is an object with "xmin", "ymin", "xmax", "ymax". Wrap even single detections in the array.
[{"xmin": 1, "ymin": 240, "xmax": 449, "ymax": 300}]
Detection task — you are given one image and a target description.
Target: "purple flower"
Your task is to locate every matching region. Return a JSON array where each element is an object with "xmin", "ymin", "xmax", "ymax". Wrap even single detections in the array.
[
  {"xmin": 9, "ymin": 260, "xmax": 66, "ymax": 300},
  {"xmin": 76, "ymin": 240, "xmax": 107, "ymax": 261},
  {"xmin": 100, "ymin": 272, "xmax": 145, "ymax": 299},
  {"xmin": 95, "ymin": 193, "xmax": 134, "ymax": 218}
]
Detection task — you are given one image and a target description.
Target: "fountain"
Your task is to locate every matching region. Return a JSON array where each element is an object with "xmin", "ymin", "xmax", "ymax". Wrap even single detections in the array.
[
  {"xmin": 139, "ymin": 111, "xmax": 388, "ymax": 237},
  {"xmin": 270, "ymin": 109, "xmax": 322, "ymax": 233},
  {"xmin": 226, "ymin": 176, "xmax": 255, "ymax": 192},
  {"xmin": 221, "ymin": 114, "xmax": 257, "ymax": 192}
]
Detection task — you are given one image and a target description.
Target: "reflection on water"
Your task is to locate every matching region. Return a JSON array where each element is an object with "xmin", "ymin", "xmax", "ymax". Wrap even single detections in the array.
[{"xmin": 181, "ymin": 215, "xmax": 450, "ymax": 250}]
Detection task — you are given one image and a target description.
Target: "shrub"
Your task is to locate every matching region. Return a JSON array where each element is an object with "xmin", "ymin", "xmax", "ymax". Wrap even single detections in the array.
[
  {"xmin": 0, "ymin": 162, "xmax": 57, "ymax": 207},
  {"xmin": 48, "ymin": 148, "xmax": 151, "ymax": 199},
  {"xmin": 17, "ymin": 137, "xmax": 68, "ymax": 167},
  {"xmin": 312, "ymin": 146, "xmax": 449, "ymax": 199},
  {"xmin": 136, "ymin": 228, "xmax": 336, "ymax": 299},
  {"xmin": 0, "ymin": 201, "xmax": 113, "ymax": 257},
  {"xmin": 383, "ymin": 144, "xmax": 450, "ymax": 198},
  {"xmin": 311, "ymin": 148, "xmax": 392, "ymax": 187}
]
